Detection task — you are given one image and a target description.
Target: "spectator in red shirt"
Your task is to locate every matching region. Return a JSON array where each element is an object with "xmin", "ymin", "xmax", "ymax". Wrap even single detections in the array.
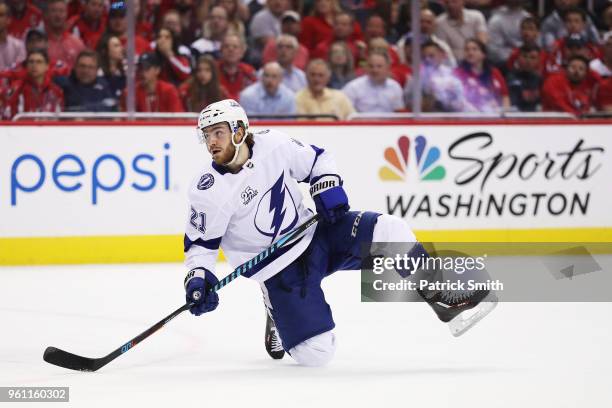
[
  {"xmin": 312, "ymin": 11, "xmax": 360, "ymax": 61},
  {"xmin": 67, "ymin": 0, "xmax": 107, "ymax": 50},
  {"xmin": 125, "ymin": 51, "xmax": 184, "ymax": 113},
  {"xmin": 454, "ymin": 38, "xmax": 510, "ymax": 112},
  {"xmin": 300, "ymin": 0, "xmax": 362, "ymax": 53},
  {"xmin": 596, "ymin": 76, "xmax": 612, "ymax": 111},
  {"xmin": 6, "ymin": 49, "xmax": 64, "ymax": 119},
  {"xmin": 262, "ymin": 10, "xmax": 309, "ymax": 70},
  {"xmin": 542, "ymin": 55, "xmax": 600, "ymax": 115},
  {"xmin": 507, "ymin": 16, "xmax": 548, "ymax": 77},
  {"xmin": 45, "ymin": 0, "xmax": 85, "ymax": 70},
  {"xmin": 217, "ymin": 33, "xmax": 256, "ymax": 100},
  {"xmin": 152, "ymin": 27, "xmax": 191, "ymax": 86},
  {"xmin": 7, "ymin": 0, "xmax": 42, "ymax": 40},
  {"xmin": 179, "ymin": 54, "xmax": 228, "ymax": 112},
  {"xmin": 106, "ymin": 1, "xmax": 150, "ymax": 56}
]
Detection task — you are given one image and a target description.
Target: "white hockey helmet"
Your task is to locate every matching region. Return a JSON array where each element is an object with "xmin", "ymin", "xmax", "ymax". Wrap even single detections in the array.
[{"xmin": 196, "ymin": 99, "xmax": 249, "ymax": 143}]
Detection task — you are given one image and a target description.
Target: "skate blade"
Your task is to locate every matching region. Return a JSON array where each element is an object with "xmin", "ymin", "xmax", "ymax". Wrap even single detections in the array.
[{"xmin": 448, "ymin": 296, "xmax": 498, "ymax": 337}]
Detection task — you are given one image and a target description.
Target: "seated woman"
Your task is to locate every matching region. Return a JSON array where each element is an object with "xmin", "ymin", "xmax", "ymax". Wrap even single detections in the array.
[
  {"xmin": 151, "ymin": 27, "xmax": 192, "ymax": 86},
  {"xmin": 327, "ymin": 41, "xmax": 355, "ymax": 90},
  {"xmin": 454, "ymin": 39, "xmax": 510, "ymax": 113},
  {"xmin": 96, "ymin": 33, "xmax": 126, "ymax": 99},
  {"xmin": 179, "ymin": 55, "xmax": 228, "ymax": 112}
]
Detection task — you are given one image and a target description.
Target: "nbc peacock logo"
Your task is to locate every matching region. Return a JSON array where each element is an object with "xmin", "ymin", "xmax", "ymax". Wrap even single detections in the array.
[{"xmin": 379, "ymin": 135, "xmax": 446, "ymax": 181}]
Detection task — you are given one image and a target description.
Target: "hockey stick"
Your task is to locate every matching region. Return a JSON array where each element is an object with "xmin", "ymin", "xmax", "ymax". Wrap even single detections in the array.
[{"xmin": 43, "ymin": 213, "xmax": 321, "ymax": 372}]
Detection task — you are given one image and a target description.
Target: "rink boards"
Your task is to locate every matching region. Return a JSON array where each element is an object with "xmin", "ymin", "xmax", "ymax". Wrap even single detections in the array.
[{"xmin": 1, "ymin": 121, "xmax": 611, "ymax": 264}]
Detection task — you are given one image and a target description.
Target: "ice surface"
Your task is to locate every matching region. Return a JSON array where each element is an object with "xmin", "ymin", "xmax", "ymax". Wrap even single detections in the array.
[{"xmin": 1, "ymin": 263, "xmax": 611, "ymax": 407}]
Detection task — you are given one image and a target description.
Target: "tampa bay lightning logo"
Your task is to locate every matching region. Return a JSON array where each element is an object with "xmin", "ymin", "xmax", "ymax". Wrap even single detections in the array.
[
  {"xmin": 197, "ymin": 173, "xmax": 214, "ymax": 190},
  {"xmin": 254, "ymin": 171, "xmax": 298, "ymax": 243}
]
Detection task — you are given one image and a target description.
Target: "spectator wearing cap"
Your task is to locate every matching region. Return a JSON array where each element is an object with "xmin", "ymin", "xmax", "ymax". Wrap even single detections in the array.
[
  {"xmin": 262, "ymin": 10, "xmax": 309, "ymax": 69},
  {"xmin": 271, "ymin": 34, "xmax": 306, "ymax": 92},
  {"xmin": 239, "ymin": 62, "xmax": 295, "ymax": 115},
  {"xmin": 249, "ymin": 0, "xmax": 289, "ymax": 50},
  {"xmin": 434, "ymin": 0, "xmax": 488, "ymax": 61},
  {"xmin": 300, "ymin": 0, "xmax": 363, "ymax": 53},
  {"xmin": 5, "ymin": 49, "xmax": 63, "ymax": 119},
  {"xmin": 486, "ymin": 0, "xmax": 530, "ymax": 66},
  {"xmin": 342, "ymin": 50, "xmax": 404, "ymax": 112},
  {"xmin": 541, "ymin": 0, "xmax": 600, "ymax": 51},
  {"xmin": 311, "ymin": 11, "xmax": 360, "ymax": 62},
  {"xmin": 505, "ymin": 44, "xmax": 542, "ymax": 111},
  {"xmin": 54, "ymin": 49, "xmax": 117, "ymax": 112},
  {"xmin": 327, "ymin": 41, "xmax": 355, "ymax": 89},
  {"xmin": 404, "ymin": 41, "xmax": 473, "ymax": 112},
  {"xmin": 67, "ymin": 0, "xmax": 107, "ymax": 50},
  {"xmin": 590, "ymin": 32, "xmax": 612, "ymax": 78},
  {"xmin": 106, "ymin": 1, "xmax": 150, "ymax": 56},
  {"xmin": 454, "ymin": 39, "xmax": 510, "ymax": 112},
  {"xmin": 153, "ymin": 27, "xmax": 191, "ymax": 86},
  {"xmin": 124, "ymin": 51, "xmax": 184, "ymax": 112},
  {"xmin": 396, "ymin": 9, "xmax": 456, "ymax": 69},
  {"xmin": 7, "ymin": 0, "xmax": 42, "ymax": 40},
  {"xmin": 506, "ymin": 17, "xmax": 547, "ymax": 76},
  {"xmin": 296, "ymin": 58, "xmax": 354, "ymax": 120},
  {"xmin": 217, "ymin": 33, "xmax": 256, "ymax": 100},
  {"xmin": 191, "ymin": 5, "xmax": 230, "ymax": 59},
  {"xmin": 546, "ymin": 8, "xmax": 601, "ymax": 73},
  {"xmin": 0, "ymin": 0, "xmax": 25, "ymax": 70},
  {"xmin": 542, "ymin": 55, "xmax": 601, "ymax": 115},
  {"xmin": 44, "ymin": 0, "xmax": 85, "ymax": 70}
]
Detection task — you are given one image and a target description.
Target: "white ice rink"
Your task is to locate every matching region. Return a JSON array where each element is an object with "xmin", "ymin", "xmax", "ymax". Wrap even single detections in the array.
[{"xmin": 1, "ymin": 262, "xmax": 611, "ymax": 407}]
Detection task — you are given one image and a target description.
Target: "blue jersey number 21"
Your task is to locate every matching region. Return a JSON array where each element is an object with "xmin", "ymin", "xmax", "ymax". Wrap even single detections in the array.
[{"xmin": 190, "ymin": 207, "xmax": 206, "ymax": 233}]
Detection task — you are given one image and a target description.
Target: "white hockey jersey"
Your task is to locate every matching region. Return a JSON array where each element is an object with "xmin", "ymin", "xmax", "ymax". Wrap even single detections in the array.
[{"xmin": 184, "ymin": 128, "xmax": 338, "ymax": 283}]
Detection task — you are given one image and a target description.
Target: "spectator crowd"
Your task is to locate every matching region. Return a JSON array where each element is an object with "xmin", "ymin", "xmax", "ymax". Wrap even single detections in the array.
[{"xmin": 0, "ymin": 0, "xmax": 611, "ymax": 120}]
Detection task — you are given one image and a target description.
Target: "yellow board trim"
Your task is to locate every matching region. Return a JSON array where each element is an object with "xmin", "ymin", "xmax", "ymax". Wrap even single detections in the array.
[{"xmin": 1, "ymin": 228, "xmax": 611, "ymax": 265}]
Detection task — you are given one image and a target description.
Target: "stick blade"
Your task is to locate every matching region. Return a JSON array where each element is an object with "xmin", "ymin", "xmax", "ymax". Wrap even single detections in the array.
[{"xmin": 43, "ymin": 346, "xmax": 103, "ymax": 372}]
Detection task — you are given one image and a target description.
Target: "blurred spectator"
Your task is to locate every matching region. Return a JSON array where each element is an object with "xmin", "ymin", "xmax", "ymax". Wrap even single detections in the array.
[
  {"xmin": 506, "ymin": 16, "xmax": 547, "ymax": 76},
  {"xmin": 5, "ymin": 49, "xmax": 64, "ymax": 119},
  {"xmin": 546, "ymin": 32, "xmax": 600, "ymax": 75},
  {"xmin": 454, "ymin": 39, "xmax": 509, "ymax": 112},
  {"xmin": 546, "ymin": 8, "xmax": 601, "ymax": 74},
  {"xmin": 96, "ymin": 33, "xmax": 125, "ymax": 99},
  {"xmin": 262, "ymin": 11, "xmax": 309, "ymax": 69},
  {"xmin": 590, "ymin": 31, "xmax": 612, "ymax": 77},
  {"xmin": 367, "ymin": 37, "xmax": 407, "ymax": 85},
  {"xmin": 179, "ymin": 54, "xmax": 228, "ymax": 111},
  {"xmin": 125, "ymin": 51, "xmax": 184, "ymax": 112},
  {"xmin": 542, "ymin": 55, "xmax": 600, "ymax": 115},
  {"xmin": 7, "ymin": 0, "xmax": 43, "ymax": 40},
  {"xmin": 342, "ymin": 50, "xmax": 404, "ymax": 112},
  {"xmin": 45, "ymin": 0, "xmax": 85, "ymax": 70},
  {"xmin": 107, "ymin": 1, "xmax": 150, "ymax": 56},
  {"xmin": 54, "ymin": 49, "xmax": 116, "ymax": 112},
  {"xmin": 312, "ymin": 11, "xmax": 359, "ymax": 61},
  {"xmin": 168, "ymin": 0, "xmax": 204, "ymax": 45},
  {"xmin": 217, "ymin": 0, "xmax": 248, "ymax": 40},
  {"xmin": 0, "ymin": 0, "xmax": 25, "ymax": 70},
  {"xmin": 363, "ymin": 14, "xmax": 387, "ymax": 43},
  {"xmin": 327, "ymin": 40, "xmax": 355, "ymax": 89},
  {"xmin": 300, "ymin": 0, "xmax": 363, "ymax": 53},
  {"xmin": 217, "ymin": 33, "xmax": 256, "ymax": 100},
  {"xmin": 486, "ymin": 0, "xmax": 530, "ymax": 66},
  {"xmin": 295, "ymin": 58, "xmax": 354, "ymax": 120},
  {"xmin": 134, "ymin": 0, "xmax": 155, "ymax": 41},
  {"xmin": 541, "ymin": 0, "xmax": 599, "ymax": 51},
  {"xmin": 153, "ymin": 27, "xmax": 191, "ymax": 86},
  {"xmin": 603, "ymin": 3, "xmax": 612, "ymax": 32},
  {"xmin": 273, "ymin": 34, "xmax": 306, "ymax": 92},
  {"xmin": 67, "ymin": 0, "xmax": 107, "ymax": 50},
  {"xmin": 396, "ymin": 9, "xmax": 456, "ymax": 68},
  {"xmin": 435, "ymin": 0, "xmax": 488, "ymax": 61},
  {"xmin": 506, "ymin": 44, "xmax": 542, "ymax": 111},
  {"xmin": 404, "ymin": 41, "xmax": 474, "ymax": 112},
  {"xmin": 249, "ymin": 0, "xmax": 289, "ymax": 49},
  {"xmin": 160, "ymin": 9, "xmax": 192, "ymax": 58},
  {"xmin": 239, "ymin": 61, "xmax": 296, "ymax": 115},
  {"xmin": 596, "ymin": 76, "xmax": 612, "ymax": 111},
  {"xmin": 191, "ymin": 5, "xmax": 229, "ymax": 58}
]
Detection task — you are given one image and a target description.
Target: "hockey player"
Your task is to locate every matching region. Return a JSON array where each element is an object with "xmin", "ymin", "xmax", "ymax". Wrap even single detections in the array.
[{"xmin": 183, "ymin": 99, "xmax": 496, "ymax": 366}]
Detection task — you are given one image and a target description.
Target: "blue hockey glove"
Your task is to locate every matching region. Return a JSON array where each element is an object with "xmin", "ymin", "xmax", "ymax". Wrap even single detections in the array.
[
  {"xmin": 310, "ymin": 174, "xmax": 349, "ymax": 224},
  {"xmin": 184, "ymin": 268, "xmax": 219, "ymax": 316}
]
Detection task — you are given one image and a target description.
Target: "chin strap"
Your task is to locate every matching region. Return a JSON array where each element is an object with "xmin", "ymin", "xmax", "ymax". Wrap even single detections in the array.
[{"xmin": 223, "ymin": 126, "xmax": 247, "ymax": 167}]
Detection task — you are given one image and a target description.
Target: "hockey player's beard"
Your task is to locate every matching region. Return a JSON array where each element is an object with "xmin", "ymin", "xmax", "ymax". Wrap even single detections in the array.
[{"xmin": 210, "ymin": 144, "xmax": 237, "ymax": 166}]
